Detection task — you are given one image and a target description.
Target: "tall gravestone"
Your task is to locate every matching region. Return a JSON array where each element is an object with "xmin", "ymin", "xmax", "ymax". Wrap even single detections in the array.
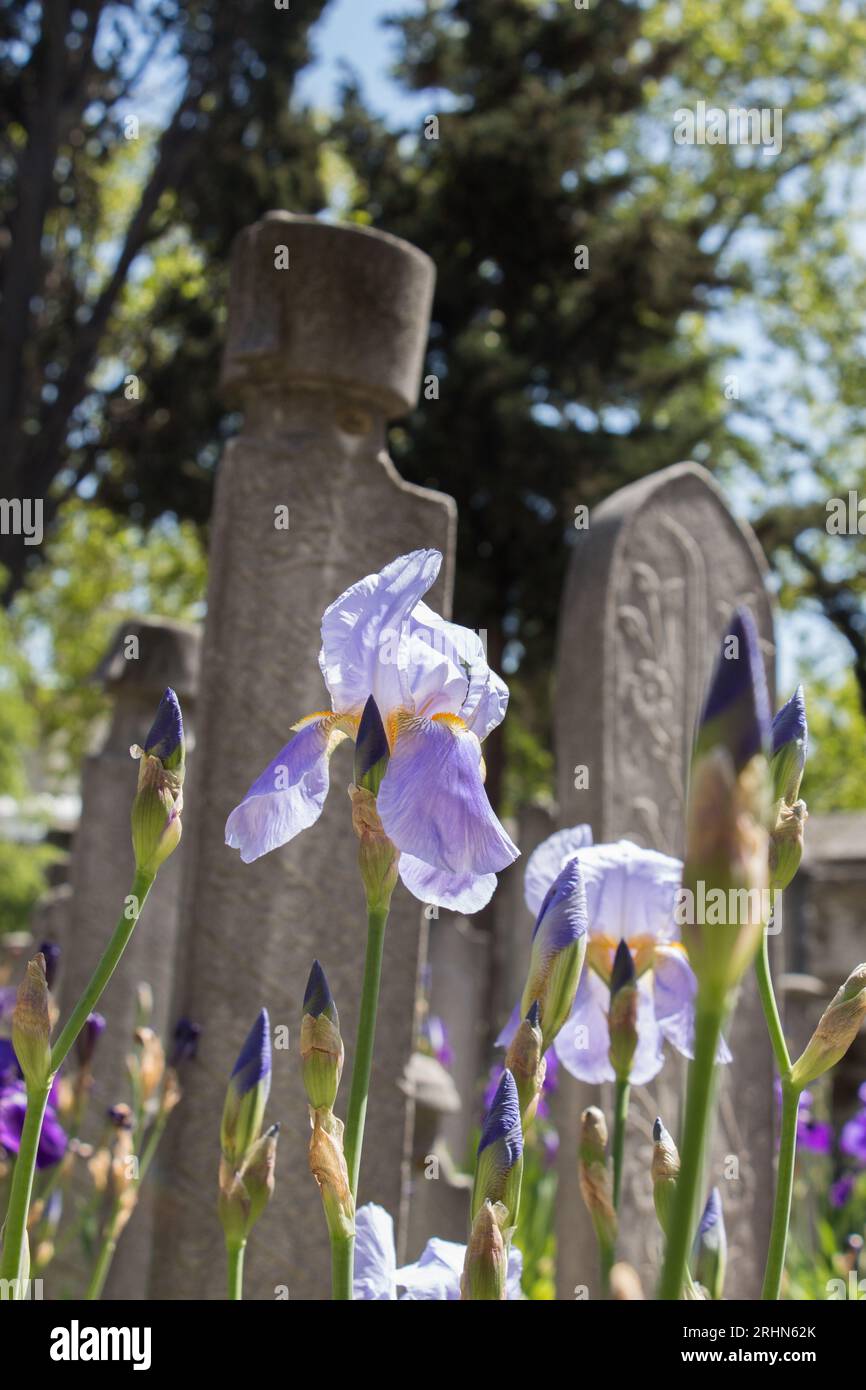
[
  {"xmin": 553, "ymin": 462, "xmax": 776, "ymax": 1299},
  {"xmin": 151, "ymin": 213, "xmax": 456, "ymax": 1300},
  {"xmin": 57, "ymin": 617, "xmax": 201, "ymax": 1297}
]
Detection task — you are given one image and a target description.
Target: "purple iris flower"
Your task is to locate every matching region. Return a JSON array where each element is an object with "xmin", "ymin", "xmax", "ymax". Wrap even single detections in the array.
[
  {"xmin": 421, "ymin": 1015, "xmax": 453, "ymax": 1068},
  {"xmin": 37, "ymin": 941, "xmax": 61, "ymax": 990},
  {"xmin": 497, "ymin": 826, "xmax": 731, "ymax": 1085},
  {"xmin": 0, "ymin": 1085, "xmax": 67, "ymax": 1169},
  {"xmin": 75, "ymin": 1012, "xmax": 106, "ymax": 1068},
  {"xmin": 353, "ymin": 1203, "xmax": 523, "ymax": 1300},
  {"xmin": 225, "ymin": 550, "xmax": 519, "ymax": 913},
  {"xmin": 830, "ymin": 1174, "xmax": 855, "ymax": 1209},
  {"xmin": 170, "ymin": 1017, "xmax": 202, "ymax": 1065},
  {"xmin": 840, "ymin": 1112, "xmax": 866, "ymax": 1165}
]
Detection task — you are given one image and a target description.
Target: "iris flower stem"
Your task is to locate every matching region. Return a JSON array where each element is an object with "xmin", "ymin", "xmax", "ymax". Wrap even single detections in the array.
[
  {"xmin": 0, "ymin": 1078, "xmax": 52, "ymax": 1295},
  {"xmin": 86, "ymin": 1213, "xmax": 120, "ymax": 1301},
  {"xmin": 1, "ymin": 868, "xmax": 154, "ymax": 1297},
  {"xmin": 51, "ymin": 868, "xmax": 155, "ymax": 1073},
  {"xmin": 611, "ymin": 1079, "xmax": 630, "ymax": 1211},
  {"xmin": 755, "ymin": 927, "xmax": 792, "ymax": 1078},
  {"xmin": 338, "ymin": 899, "xmax": 390, "ymax": 1300},
  {"xmin": 762, "ymin": 1079, "xmax": 799, "ymax": 1300},
  {"xmin": 330, "ymin": 1231, "xmax": 353, "ymax": 1300},
  {"xmin": 226, "ymin": 1240, "xmax": 246, "ymax": 1301},
  {"xmin": 658, "ymin": 998, "xmax": 724, "ymax": 1300}
]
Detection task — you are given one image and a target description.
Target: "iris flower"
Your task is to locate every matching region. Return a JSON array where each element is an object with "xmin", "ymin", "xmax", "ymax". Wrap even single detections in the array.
[
  {"xmin": 226, "ymin": 550, "xmax": 518, "ymax": 912},
  {"xmin": 498, "ymin": 826, "xmax": 731, "ymax": 1085},
  {"xmin": 353, "ymin": 1203, "xmax": 523, "ymax": 1300},
  {"xmin": 0, "ymin": 1084, "xmax": 67, "ymax": 1169}
]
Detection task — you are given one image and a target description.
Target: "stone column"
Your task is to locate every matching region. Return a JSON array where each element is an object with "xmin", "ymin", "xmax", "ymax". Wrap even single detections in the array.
[
  {"xmin": 553, "ymin": 462, "xmax": 776, "ymax": 1299},
  {"xmin": 57, "ymin": 616, "xmax": 201, "ymax": 1297},
  {"xmin": 151, "ymin": 213, "xmax": 456, "ymax": 1300}
]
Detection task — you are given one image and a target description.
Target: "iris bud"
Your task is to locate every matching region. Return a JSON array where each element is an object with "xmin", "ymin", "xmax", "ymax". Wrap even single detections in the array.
[
  {"xmin": 790, "ymin": 964, "xmax": 866, "ymax": 1090},
  {"xmin": 300, "ymin": 961, "xmax": 344, "ymax": 1111},
  {"xmin": 608, "ymin": 940, "xmax": 638, "ymax": 1082},
  {"xmin": 354, "ymin": 695, "xmax": 390, "ymax": 796},
  {"xmin": 519, "ymin": 856, "xmax": 587, "ymax": 1051},
  {"xmin": 651, "ymin": 1116, "xmax": 680, "ymax": 1236},
  {"xmin": 220, "ymin": 1009, "xmax": 271, "ymax": 1171},
  {"xmin": 242, "ymin": 1122, "xmax": 280, "ymax": 1233},
  {"xmin": 12, "ymin": 954, "xmax": 52, "ymax": 1089},
  {"xmin": 770, "ymin": 686, "xmax": 808, "ymax": 806},
  {"xmin": 75, "ymin": 1012, "xmax": 106, "ymax": 1069},
  {"xmin": 693, "ymin": 1187, "xmax": 727, "ymax": 1300},
  {"xmin": 578, "ymin": 1106, "xmax": 616, "ymax": 1257},
  {"xmin": 130, "ymin": 688, "xmax": 185, "ymax": 878},
  {"xmin": 471, "ymin": 1069, "xmax": 523, "ymax": 1224},
  {"xmin": 504, "ymin": 1001, "xmax": 546, "ymax": 1121},
  {"xmin": 461, "ymin": 1200, "xmax": 509, "ymax": 1301},
  {"xmin": 682, "ymin": 610, "xmax": 772, "ymax": 1000}
]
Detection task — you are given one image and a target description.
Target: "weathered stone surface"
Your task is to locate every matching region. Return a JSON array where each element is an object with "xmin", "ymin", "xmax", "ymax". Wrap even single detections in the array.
[
  {"xmin": 151, "ymin": 213, "xmax": 455, "ymax": 1300},
  {"xmin": 56, "ymin": 616, "xmax": 201, "ymax": 1298},
  {"xmin": 552, "ymin": 461, "xmax": 776, "ymax": 1300}
]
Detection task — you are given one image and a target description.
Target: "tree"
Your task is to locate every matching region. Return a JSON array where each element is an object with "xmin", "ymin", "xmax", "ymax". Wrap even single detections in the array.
[
  {"xmin": 0, "ymin": 0, "xmax": 329, "ymax": 599},
  {"xmin": 330, "ymin": 0, "xmax": 866, "ymax": 749}
]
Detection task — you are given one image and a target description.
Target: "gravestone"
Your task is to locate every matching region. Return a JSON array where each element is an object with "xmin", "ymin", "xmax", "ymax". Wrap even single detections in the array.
[
  {"xmin": 151, "ymin": 213, "xmax": 456, "ymax": 1300},
  {"xmin": 57, "ymin": 617, "xmax": 201, "ymax": 1298},
  {"xmin": 553, "ymin": 461, "xmax": 776, "ymax": 1299}
]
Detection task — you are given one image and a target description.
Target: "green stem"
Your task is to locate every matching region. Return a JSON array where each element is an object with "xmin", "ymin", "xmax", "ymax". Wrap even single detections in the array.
[
  {"xmin": 611, "ymin": 1078, "xmax": 630, "ymax": 1212},
  {"xmin": 658, "ymin": 999, "xmax": 724, "ymax": 1300},
  {"xmin": 755, "ymin": 927, "xmax": 792, "ymax": 1077},
  {"xmin": 51, "ymin": 868, "xmax": 154, "ymax": 1073},
  {"xmin": 338, "ymin": 900, "xmax": 389, "ymax": 1301},
  {"xmin": 330, "ymin": 1232, "xmax": 352, "ymax": 1301},
  {"xmin": 226, "ymin": 1240, "xmax": 246, "ymax": 1301},
  {"xmin": 762, "ymin": 1080, "xmax": 799, "ymax": 1300},
  {"xmin": 0, "ymin": 1079, "xmax": 51, "ymax": 1295},
  {"xmin": 86, "ymin": 1220, "xmax": 118, "ymax": 1301}
]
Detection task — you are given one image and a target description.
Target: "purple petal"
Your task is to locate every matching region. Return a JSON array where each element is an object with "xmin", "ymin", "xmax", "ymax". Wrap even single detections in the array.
[
  {"xmin": 654, "ymin": 946, "xmax": 732, "ymax": 1066},
  {"xmin": 378, "ymin": 716, "xmax": 518, "ymax": 875},
  {"xmin": 0, "ymin": 1088, "xmax": 67, "ymax": 1169},
  {"xmin": 406, "ymin": 602, "xmax": 509, "ymax": 739},
  {"xmin": 771, "ymin": 685, "xmax": 807, "ymax": 756},
  {"xmin": 398, "ymin": 854, "xmax": 497, "ymax": 914},
  {"xmin": 353, "ymin": 1203, "xmax": 397, "ymax": 1300},
  {"xmin": 551, "ymin": 971, "xmax": 616, "ymax": 1084},
  {"xmin": 144, "ymin": 687, "xmax": 183, "ymax": 762},
  {"xmin": 319, "ymin": 549, "xmax": 442, "ymax": 715},
  {"xmin": 231, "ymin": 1009, "xmax": 271, "ymax": 1096},
  {"xmin": 698, "ymin": 608, "xmax": 771, "ymax": 771},
  {"xmin": 225, "ymin": 715, "xmax": 348, "ymax": 863},
  {"xmin": 577, "ymin": 841, "xmax": 683, "ymax": 945},
  {"xmin": 523, "ymin": 825, "xmax": 594, "ymax": 917}
]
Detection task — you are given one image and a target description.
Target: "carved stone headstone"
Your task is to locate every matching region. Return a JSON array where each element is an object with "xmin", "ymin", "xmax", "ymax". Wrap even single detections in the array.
[
  {"xmin": 151, "ymin": 214, "xmax": 456, "ymax": 1300},
  {"xmin": 58, "ymin": 616, "xmax": 201, "ymax": 1297},
  {"xmin": 553, "ymin": 461, "xmax": 776, "ymax": 1299}
]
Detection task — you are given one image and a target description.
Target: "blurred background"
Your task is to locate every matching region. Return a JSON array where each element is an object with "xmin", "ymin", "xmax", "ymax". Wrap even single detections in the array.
[{"xmin": 2, "ymin": 0, "xmax": 866, "ymax": 1298}]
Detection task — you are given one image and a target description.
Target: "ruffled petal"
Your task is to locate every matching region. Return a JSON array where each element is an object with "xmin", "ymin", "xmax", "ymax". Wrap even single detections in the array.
[
  {"xmin": 577, "ymin": 840, "xmax": 682, "ymax": 945},
  {"xmin": 552, "ymin": 971, "xmax": 615, "ymax": 1084},
  {"xmin": 398, "ymin": 854, "xmax": 497, "ymax": 914},
  {"xmin": 654, "ymin": 946, "xmax": 731, "ymax": 1065},
  {"xmin": 523, "ymin": 825, "xmax": 594, "ymax": 917},
  {"xmin": 225, "ymin": 714, "xmax": 350, "ymax": 864},
  {"xmin": 396, "ymin": 1238, "xmax": 464, "ymax": 1300},
  {"xmin": 378, "ymin": 714, "xmax": 519, "ymax": 875},
  {"xmin": 353, "ymin": 1204, "xmax": 397, "ymax": 1300},
  {"xmin": 318, "ymin": 549, "xmax": 441, "ymax": 715},
  {"xmin": 407, "ymin": 602, "xmax": 509, "ymax": 739}
]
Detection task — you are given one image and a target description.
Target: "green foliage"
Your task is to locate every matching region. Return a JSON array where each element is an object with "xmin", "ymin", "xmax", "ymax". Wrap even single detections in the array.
[
  {"xmin": 0, "ymin": 840, "xmax": 60, "ymax": 938},
  {"xmin": 797, "ymin": 671, "xmax": 866, "ymax": 812}
]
